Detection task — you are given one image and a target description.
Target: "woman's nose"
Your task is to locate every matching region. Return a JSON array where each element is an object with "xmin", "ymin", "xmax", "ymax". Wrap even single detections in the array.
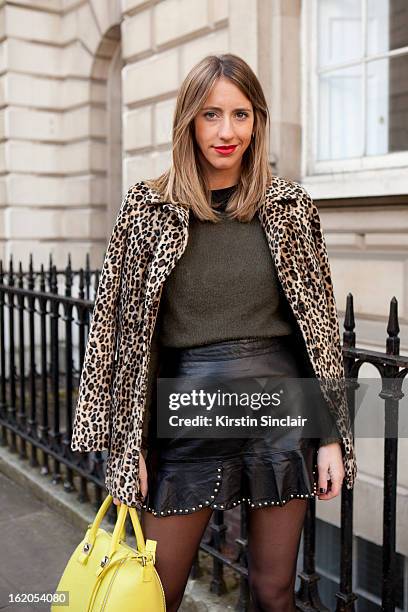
[{"xmin": 218, "ymin": 119, "xmax": 234, "ymax": 140}]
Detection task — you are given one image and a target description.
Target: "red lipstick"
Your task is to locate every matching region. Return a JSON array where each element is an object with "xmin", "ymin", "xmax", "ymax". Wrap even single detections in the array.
[{"xmin": 214, "ymin": 145, "xmax": 237, "ymax": 155}]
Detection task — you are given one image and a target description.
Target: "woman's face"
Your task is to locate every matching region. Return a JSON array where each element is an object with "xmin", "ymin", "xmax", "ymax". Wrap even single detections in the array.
[{"xmin": 193, "ymin": 77, "xmax": 254, "ymax": 187}]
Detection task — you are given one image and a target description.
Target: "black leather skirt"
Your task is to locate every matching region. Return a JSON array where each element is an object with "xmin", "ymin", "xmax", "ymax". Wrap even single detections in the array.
[{"xmin": 142, "ymin": 335, "xmax": 319, "ymax": 517}]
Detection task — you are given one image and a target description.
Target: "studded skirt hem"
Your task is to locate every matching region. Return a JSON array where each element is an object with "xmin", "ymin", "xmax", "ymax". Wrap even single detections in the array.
[{"xmin": 142, "ymin": 444, "xmax": 318, "ymax": 516}]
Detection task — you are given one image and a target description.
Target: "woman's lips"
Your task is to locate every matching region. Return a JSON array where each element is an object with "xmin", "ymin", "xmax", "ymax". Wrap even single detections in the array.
[{"xmin": 213, "ymin": 145, "xmax": 237, "ymax": 155}]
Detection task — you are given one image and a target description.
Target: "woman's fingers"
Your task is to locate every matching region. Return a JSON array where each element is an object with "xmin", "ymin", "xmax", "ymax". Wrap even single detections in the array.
[
  {"xmin": 317, "ymin": 463, "xmax": 330, "ymax": 497},
  {"xmin": 316, "ymin": 443, "xmax": 344, "ymax": 500},
  {"xmin": 317, "ymin": 471, "xmax": 343, "ymax": 500},
  {"xmin": 316, "ymin": 469, "xmax": 344, "ymax": 500},
  {"xmin": 139, "ymin": 452, "xmax": 148, "ymax": 499},
  {"xmin": 111, "ymin": 453, "xmax": 148, "ymax": 506},
  {"xmin": 326, "ymin": 472, "xmax": 343, "ymax": 498}
]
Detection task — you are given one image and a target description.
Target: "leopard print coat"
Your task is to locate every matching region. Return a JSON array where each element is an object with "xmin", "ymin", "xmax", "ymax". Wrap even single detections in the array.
[{"xmin": 70, "ymin": 176, "xmax": 357, "ymax": 507}]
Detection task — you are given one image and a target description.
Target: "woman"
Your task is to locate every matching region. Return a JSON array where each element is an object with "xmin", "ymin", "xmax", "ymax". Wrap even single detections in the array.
[{"xmin": 71, "ymin": 53, "xmax": 357, "ymax": 612}]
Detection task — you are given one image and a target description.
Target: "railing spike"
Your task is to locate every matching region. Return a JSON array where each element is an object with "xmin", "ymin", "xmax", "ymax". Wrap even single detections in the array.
[
  {"xmin": 17, "ymin": 262, "xmax": 23, "ymax": 287},
  {"xmin": 40, "ymin": 264, "xmax": 45, "ymax": 292},
  {"xmin": 78, "ymin": 268, "xmax": 84, "ymax": 293},
  {"xmin": 386, "ymin": 297, "xmax": 399, "ymax": 356},
  {"xmin": 344, "ymin": 293, "xmax": 355, "ymax": 331},
  {"xmin": 27, "ymin": 257, "xmax": 34, "ymax": 289},
  {"xmin": 386, "ymin": 297, "xmax": 399, "ymax": 337},
  {"xmin": 343, "ymin": 293, "xmax": 355, "ymax": 349},
  {"xmin": 65, "ymin": 259, "xmax": 73, "ymax": 292}
]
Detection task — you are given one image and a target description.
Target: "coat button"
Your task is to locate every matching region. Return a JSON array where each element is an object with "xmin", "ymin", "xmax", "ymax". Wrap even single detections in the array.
[{"xmin": 313, "ymin": 347, "xmax": 321, "ymax": 360}]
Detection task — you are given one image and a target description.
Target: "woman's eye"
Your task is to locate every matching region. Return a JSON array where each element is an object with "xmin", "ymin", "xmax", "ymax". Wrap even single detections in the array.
[{"xmin": 202, "ymin": 110, "xmax": 249, "ymax": 120}]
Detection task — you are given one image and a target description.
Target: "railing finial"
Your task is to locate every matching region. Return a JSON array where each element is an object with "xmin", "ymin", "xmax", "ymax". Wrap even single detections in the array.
[
  {"xmin": 386, "ymin": 297, "xmax": 399, "ymax": 356},
  {"xmin": 343, "ymin": 292, "xmax": 355, "ymax": 349}
]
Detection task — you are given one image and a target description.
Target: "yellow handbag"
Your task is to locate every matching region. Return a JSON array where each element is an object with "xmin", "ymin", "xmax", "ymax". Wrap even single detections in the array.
[{"xmin": 51, "ymin": 494, "xmax": 166, "ymax": 611}]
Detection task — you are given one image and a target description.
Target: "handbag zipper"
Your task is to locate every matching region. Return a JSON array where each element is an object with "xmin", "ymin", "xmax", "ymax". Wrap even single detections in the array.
[{"xmin": 99, "ymin": 557, "xmax": 127, "ymax": 612}]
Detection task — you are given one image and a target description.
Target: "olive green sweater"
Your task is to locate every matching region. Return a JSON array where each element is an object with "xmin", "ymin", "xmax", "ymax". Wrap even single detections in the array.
[{"xmin": 157, "ymin": 185, "xmax": 294, "ymax": 347}]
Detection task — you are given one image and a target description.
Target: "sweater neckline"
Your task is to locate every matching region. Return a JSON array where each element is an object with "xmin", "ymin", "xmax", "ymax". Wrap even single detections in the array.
[
  {"xmin": 210, "ymin": 184, "xmax": 238, "ymax": 210},
  {"xmin": 210, "ymin": 183, "xmax": 238, "ymax": 195}
]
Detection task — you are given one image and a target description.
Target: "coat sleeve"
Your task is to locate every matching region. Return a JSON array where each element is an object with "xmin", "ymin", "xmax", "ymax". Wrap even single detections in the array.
[
  {"xmin": 70, "ymin": 186, "xmax": 135, "ymax": 453},
  {"xmin": 302, "ymin": 189, "xmax": 344, "ymax": 369},
  {"xmin": 140, "ymin": 312, "xmax": 162, "ymax": 458},
  {"xmin": 300, "ymin": 187, "xmax": 355, "ymax": 453}
]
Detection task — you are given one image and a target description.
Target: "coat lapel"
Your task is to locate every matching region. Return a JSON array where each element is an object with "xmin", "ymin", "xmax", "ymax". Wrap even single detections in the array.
[{"xmin": 143, "ymin": 201, "xmax": 190, "ymax": 312}]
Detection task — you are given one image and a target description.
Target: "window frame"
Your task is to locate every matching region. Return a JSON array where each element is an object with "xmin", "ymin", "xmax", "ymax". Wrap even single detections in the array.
[{"xmin": 301, "ymin": 0, "xmax": 408, "ymax": 198}]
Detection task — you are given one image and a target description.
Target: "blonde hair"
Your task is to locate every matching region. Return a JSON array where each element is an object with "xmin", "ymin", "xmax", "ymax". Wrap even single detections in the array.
[{"xmin": 144, "ymin": 53, "xmax": 273, "ymax": 223}]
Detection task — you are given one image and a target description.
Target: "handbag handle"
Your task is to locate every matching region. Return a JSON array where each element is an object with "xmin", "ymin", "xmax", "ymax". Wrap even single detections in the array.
[
  {"xmin": 116, "ymin": 504, "xmax": 126, "ymax": 542},
  {"xmin": 87, "ymin": 494, "xmax": 146, "ymax": 555},
  {"xmin": 111, "ymin": 502, "xmax": 149, "ymax": 556}
]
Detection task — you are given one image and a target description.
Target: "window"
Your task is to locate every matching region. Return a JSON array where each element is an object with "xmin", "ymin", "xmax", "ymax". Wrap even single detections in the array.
[
  {"xmin": 304, "ymin": 0, "xmax": 408, "ymax": 181},
  {"xmin": 312, "ymin": 519, "xmax": 406, "ymax": 611},
  {"xmin": 315, "ymin": 519, "xmax": 341, "ymax": 607},
  {"xmin": 355, "ymin": 535, "xmax": 405, "ymax": 611}
]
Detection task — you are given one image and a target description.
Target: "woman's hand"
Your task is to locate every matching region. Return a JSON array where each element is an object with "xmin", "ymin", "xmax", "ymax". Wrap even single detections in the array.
[
  {"xmin": 113, "ymin": 451, "xmax": 148, "ymax": 506},
  {"xmin": 316, "ymin": 442, "xmax": 344, "ymax": 500}
]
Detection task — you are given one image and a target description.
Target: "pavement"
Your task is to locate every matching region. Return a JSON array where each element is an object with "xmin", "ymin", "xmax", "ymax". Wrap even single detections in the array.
[{"xmin": 0, "ymin": 469, "xmax": 81, "ymax": 611}]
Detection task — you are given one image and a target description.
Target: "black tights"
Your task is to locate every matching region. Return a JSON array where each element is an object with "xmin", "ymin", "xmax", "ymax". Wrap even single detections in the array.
[{"xmin": 141, "ymin": 498, "xmax": 307, "ymax": 612}]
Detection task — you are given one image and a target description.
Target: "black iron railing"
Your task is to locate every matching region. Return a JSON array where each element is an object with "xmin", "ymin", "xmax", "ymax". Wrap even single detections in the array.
[{"xmin": 0, "ymin": 254, "xmax": 406, "ymax": 611}]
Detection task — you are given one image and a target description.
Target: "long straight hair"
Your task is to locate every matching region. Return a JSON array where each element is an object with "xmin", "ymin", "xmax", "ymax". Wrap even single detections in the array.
[{"xmin": 145, "ymin": 53, "xmax": 273, "ymax": 223}]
